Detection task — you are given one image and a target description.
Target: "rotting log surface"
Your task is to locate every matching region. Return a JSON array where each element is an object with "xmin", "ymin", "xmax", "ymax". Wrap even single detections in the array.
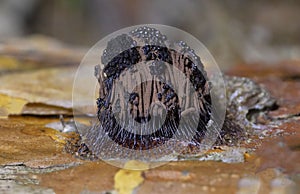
[{"xmin": 0, "ymin": 38, "xmax": 299, "ymax": 194}]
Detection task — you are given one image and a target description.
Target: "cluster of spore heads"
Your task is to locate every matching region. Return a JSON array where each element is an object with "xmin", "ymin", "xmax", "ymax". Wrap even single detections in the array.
[
  {"xmin": 94, "ymin": 26, "xmax": 212, "ymax": 150},
  {"xmin": 101, "ymin": 34, "xmax": 137, "ymax": 65},
  {"xmin": 130, "ymin": 26, "xmax": 167, "ymax": 46}
]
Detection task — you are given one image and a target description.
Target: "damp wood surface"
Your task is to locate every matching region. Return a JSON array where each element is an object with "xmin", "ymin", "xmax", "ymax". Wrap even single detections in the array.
[{"xmin": 0, "ymin": 37, "xmax": 299, "ymax": 194}]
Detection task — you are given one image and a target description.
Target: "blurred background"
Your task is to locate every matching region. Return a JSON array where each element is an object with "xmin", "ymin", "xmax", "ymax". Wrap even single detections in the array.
[{"xmin": 0, "ymin": 0, "xmax": 299, "ymax": 70}]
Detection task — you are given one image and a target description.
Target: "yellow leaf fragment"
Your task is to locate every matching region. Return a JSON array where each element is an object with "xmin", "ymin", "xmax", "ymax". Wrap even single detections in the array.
[
  {"xmin": 0, "ymin": 56, "xmax": 19, "ymax": 70},
  {"xmin": 114, "ymin": 160, "xmax": 148, "ymax": 194},
  {"xmin": 0, "ymin": 93, "xmax": 27, "ymax": 118}
]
